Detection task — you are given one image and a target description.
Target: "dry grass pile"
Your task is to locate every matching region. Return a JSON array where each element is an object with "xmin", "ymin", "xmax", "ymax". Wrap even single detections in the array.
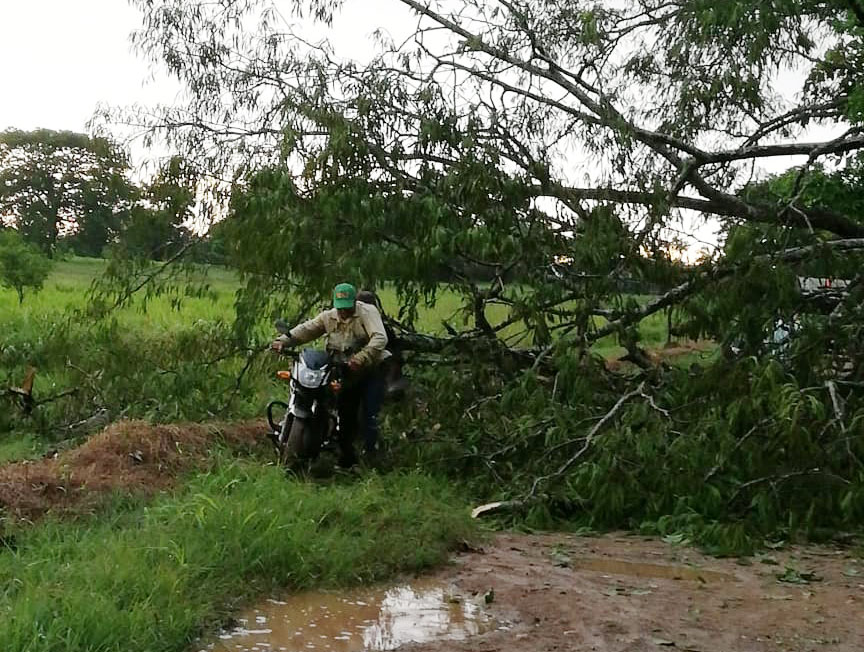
[{"xmin": 0, "ymin": 420, "xmax": 265, "ymax": 521}]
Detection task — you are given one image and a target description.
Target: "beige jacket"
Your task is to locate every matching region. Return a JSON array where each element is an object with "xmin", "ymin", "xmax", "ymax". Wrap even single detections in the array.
[{"xmin": 287, "ymin": 301, "xmax": 390, "ymax": 367}]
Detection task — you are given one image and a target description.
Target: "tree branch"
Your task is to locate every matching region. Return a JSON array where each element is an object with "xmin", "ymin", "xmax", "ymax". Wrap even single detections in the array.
[
  {"xmin": 701, "ymin": 134, "xmax": 864, "ymax": 165},
  {"xmin": 546, "ymin": 185, "xmax": 864, "ymax": 238},
  {"xmin": 589, "ymin": 238, "xmax": 864, "ymax": 343},
  {"xmin": 527, "ymin": 382, "xmax": 646, "ymax": 498}
]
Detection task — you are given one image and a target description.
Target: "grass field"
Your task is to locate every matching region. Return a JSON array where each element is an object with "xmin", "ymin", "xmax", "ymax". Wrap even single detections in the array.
[
  {"xmin": 0, "ymin": 257, "xmax": 239, "ymax": 329},
  {"xmin": 1, "ymin": 257, "xmax": 494, "ymax": 333},
  {"xmin": 0, "ymin": 256, "xmax": 672, "ymax": 344}
]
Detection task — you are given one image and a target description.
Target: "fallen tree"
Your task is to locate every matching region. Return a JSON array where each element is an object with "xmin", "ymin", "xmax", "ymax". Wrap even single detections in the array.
[{"xmin": 85, "ymin": 0, "xmax": 864, "ymax": 547}]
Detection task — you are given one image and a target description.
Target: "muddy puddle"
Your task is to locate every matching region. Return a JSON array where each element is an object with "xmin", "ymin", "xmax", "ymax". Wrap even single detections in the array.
[
  {"xmin": 200, "ymin": 581, "xmax": 498, "ymax": 652},
  {"xmin": 569, "ymin": 557, "xmax": 737, "ymax": 582}
]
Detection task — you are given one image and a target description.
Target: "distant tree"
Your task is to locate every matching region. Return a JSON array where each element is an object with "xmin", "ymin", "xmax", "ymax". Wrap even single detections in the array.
[
  {"xmin": 121, "ymin": 156, "xmax": 197, "ymax": 260},
  {"xmin": 0, "ymin": 230, "xmax": 53, "ymax": 304},
  {"xmin": 66, "ymin": 184, "xmax": 137, "ymax": 257},
  {"xmin": 0, "ymin": 129, "xmax": 134, "ymax": 256},
  {"xmin": 190, "ymin": 217, "xmax": 229, "ymax": 265}
]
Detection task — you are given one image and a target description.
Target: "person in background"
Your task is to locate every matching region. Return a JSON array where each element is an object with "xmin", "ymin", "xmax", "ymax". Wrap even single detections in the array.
[
  {"xmin": 272, "ymin": 282, "xmax": 388, "ymax": 467},
  {"xmin": 356, "ymin": 289, "xmax": 407, "ymax": 393}
]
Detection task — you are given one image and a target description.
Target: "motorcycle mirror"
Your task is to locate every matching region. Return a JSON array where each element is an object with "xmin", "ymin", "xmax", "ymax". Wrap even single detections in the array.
[{"xmin": 274, "ymin": 318, "xmax": 291, "ymax": 335}]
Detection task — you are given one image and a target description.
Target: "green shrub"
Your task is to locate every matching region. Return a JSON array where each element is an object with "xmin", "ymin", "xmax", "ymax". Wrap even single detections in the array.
[{"xmin": 0, "ymin": 230, "xmax": 53, "ymax": 304}]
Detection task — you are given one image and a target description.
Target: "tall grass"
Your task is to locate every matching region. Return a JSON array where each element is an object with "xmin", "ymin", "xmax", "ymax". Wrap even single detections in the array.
[
  {"xmin": 0, "ymin": 462, "xmax": 476, "ymax": 652},
  {"xmin": 0, "ymin": 258, "xmax": 239, "ymax": 328}
]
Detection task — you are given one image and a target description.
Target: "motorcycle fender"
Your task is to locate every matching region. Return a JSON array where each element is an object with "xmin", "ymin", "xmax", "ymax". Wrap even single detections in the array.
[
  {"xmin": 288, "ymin": 388, "xmax": 311, "ymax": 419},
  {"xmin": 290, "ymin": 405, "xmax": 313, "ymax": 419}
]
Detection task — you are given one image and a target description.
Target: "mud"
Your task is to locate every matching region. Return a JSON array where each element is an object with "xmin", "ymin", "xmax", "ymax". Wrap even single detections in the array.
[
  {"xmin": 196, "ymin": 532, "xmax": 862, "ymax": 652},
  {"xmin": 0, "ymin": 420, "xmax": 264, "ymax": 521},
  {"xmin": 201, "ymin": 581, "xmax": 499, "ymax": 652},
  {"xmin": 406, "ymin": 532, "xmax": 864, "ymax": 652},
  {"xmin": 566, "ymin": 557, "xmax": 735, "ymax": 583}
]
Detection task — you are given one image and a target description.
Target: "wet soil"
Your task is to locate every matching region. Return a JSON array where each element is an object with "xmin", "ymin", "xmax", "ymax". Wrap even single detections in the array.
[
  {"xmin": 209, "ymin": 534, "xmax": 864, "ymax": 652},
  {"xmin": 0, "ymin": 420, "xmax": 264, "ymax": 521},
  {"xmin": 215, "ymin": 532, "xmax": 864, "ymax": 652},
  {"xmin": 408, "ymin": 532, "xmax": 864, "ymax": 652}
]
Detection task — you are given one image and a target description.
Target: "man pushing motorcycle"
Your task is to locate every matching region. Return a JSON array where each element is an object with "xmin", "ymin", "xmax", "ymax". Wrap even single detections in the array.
[{"xmin": 271, "ymin": 282, "xmax": 389, "ymax": 467}]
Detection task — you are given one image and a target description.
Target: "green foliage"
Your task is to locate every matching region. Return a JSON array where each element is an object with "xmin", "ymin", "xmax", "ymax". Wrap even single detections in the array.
[
  {"xmin": 117, "ymin": 0, "xmax": 863, "ymax": 366},
  {"xmin": 120, "ymin": 156, "xmax": 198, "ymax": 260},
  {"xmin": 742, "ymin": 156, "xmax": 864, "ymax": 227},
  {"xmin": 389, "ymin": 357, "xmax": 864, "ymax": 554},
  {"xmin": 681, "ymin": 159, "xmax": 864, "ymax": 370},
  {"xmin": 0, "ymin": 230, "xmax": 53, "ymax": 304},
  {"xmin": 1, "ymin": 256, "xmax": 861, "ymax": 554},
  {"xmin": 18, "ymin": 0, "xmax": 864, "ymax": 555},
  {"xmin": 0, "ymin": 463, "xmax": 475, "ymax": 652}
]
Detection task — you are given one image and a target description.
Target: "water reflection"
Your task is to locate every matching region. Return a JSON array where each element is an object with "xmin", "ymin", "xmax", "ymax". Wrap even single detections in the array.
[{"xmin": 202, "ymin": 582, "xmax": 495, "ymax": 652}]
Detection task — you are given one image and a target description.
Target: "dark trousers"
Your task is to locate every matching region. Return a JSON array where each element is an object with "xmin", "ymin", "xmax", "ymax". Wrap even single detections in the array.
[
  {"xmin": 336, "ymin": 382, "xmax": 363, "ymax": 466},
  {"xmin": 336, "ymin": 366, "xmax": 385, "ymax": 465},
  {"xmin": 362, "ymin": 368, "xmax": 385, "ymax": 454}
]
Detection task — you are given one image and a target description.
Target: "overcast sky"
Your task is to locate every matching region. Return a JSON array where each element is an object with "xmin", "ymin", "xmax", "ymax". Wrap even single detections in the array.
[
  {"xmin": 0, "ymin": 0, "xmax": 411, "ymax": 157},
  {"xmin": 0, "ymin": 1, "xmax": 181, "ymax": 135}
]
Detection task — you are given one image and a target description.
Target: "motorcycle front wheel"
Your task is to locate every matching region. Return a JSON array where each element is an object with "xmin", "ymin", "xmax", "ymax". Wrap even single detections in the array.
[{"xmin": 285, "ymin": 417, "xmax": 322, "ymax": 461}]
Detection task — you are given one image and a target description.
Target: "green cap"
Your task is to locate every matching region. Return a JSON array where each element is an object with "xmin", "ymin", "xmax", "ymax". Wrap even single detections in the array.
[{"xmin": 332, "ymin": 282, "xmax": 357, "ymax": 309}]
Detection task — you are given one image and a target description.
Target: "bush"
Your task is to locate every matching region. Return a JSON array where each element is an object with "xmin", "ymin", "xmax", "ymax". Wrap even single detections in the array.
[
  {"xmin": 385, "ymin": 356, "xmax": 864, "ymax": 554},
  {"xmin": 0, "ymin": 230, "xmax": 53, "ymax": 304}
]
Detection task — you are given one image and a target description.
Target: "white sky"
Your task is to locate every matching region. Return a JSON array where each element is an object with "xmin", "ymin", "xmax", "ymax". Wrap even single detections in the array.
[
  {"xmin": 0, "ymin": 0, "xmax": 415, "ymax": 133},
  {"xmin": 0, "ymin": 0, "xmax": 410, "ymax": 162},
  {"xmin": 0, "ymin": 0, "xmax": 180, "ymax": 136}
]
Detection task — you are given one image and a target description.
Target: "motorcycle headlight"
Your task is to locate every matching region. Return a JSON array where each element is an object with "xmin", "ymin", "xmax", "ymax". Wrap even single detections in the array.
[{"xmin": 297, "ymin": 366, "xmax": 327, "ymax": 388}]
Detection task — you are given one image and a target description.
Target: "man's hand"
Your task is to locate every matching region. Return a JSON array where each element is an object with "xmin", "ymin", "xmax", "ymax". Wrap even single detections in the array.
[
  {"xmin": 271, "ymin": 335, "xmax": 296, "ymax": 353},
  {"xmin": 347, "ymin": 357, "xmax": 363, "ymax": 373}
]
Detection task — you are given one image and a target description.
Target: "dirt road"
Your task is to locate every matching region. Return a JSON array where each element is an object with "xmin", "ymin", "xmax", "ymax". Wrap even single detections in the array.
[{"xmin": 409, "ymin": 532, "xmax": 863, "ymax": 652}]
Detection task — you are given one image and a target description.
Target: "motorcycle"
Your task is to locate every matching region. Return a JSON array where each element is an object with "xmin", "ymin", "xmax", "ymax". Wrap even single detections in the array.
[{"xmin": 266, "ymin": 319, "xmax": 346, "ymax": 464}]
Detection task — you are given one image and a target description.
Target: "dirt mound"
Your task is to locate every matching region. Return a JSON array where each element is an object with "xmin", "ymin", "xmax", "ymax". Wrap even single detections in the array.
[
  {"xmin": 605, "ymin": 339, "xmax": 714, "ymax": 372},
  {"xmin": 0, "ymin": 420, "xmax": 266, "ymax": 522},
  {"xmin": 657, "ymin": 339, "xmax": 715, "ymax": 358}
]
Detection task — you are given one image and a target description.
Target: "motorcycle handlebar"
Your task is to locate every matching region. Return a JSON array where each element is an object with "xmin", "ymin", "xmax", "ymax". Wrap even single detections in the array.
[{"xmin": 271, "ymin": 345, "xmax": 352, "ymax": 374}]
